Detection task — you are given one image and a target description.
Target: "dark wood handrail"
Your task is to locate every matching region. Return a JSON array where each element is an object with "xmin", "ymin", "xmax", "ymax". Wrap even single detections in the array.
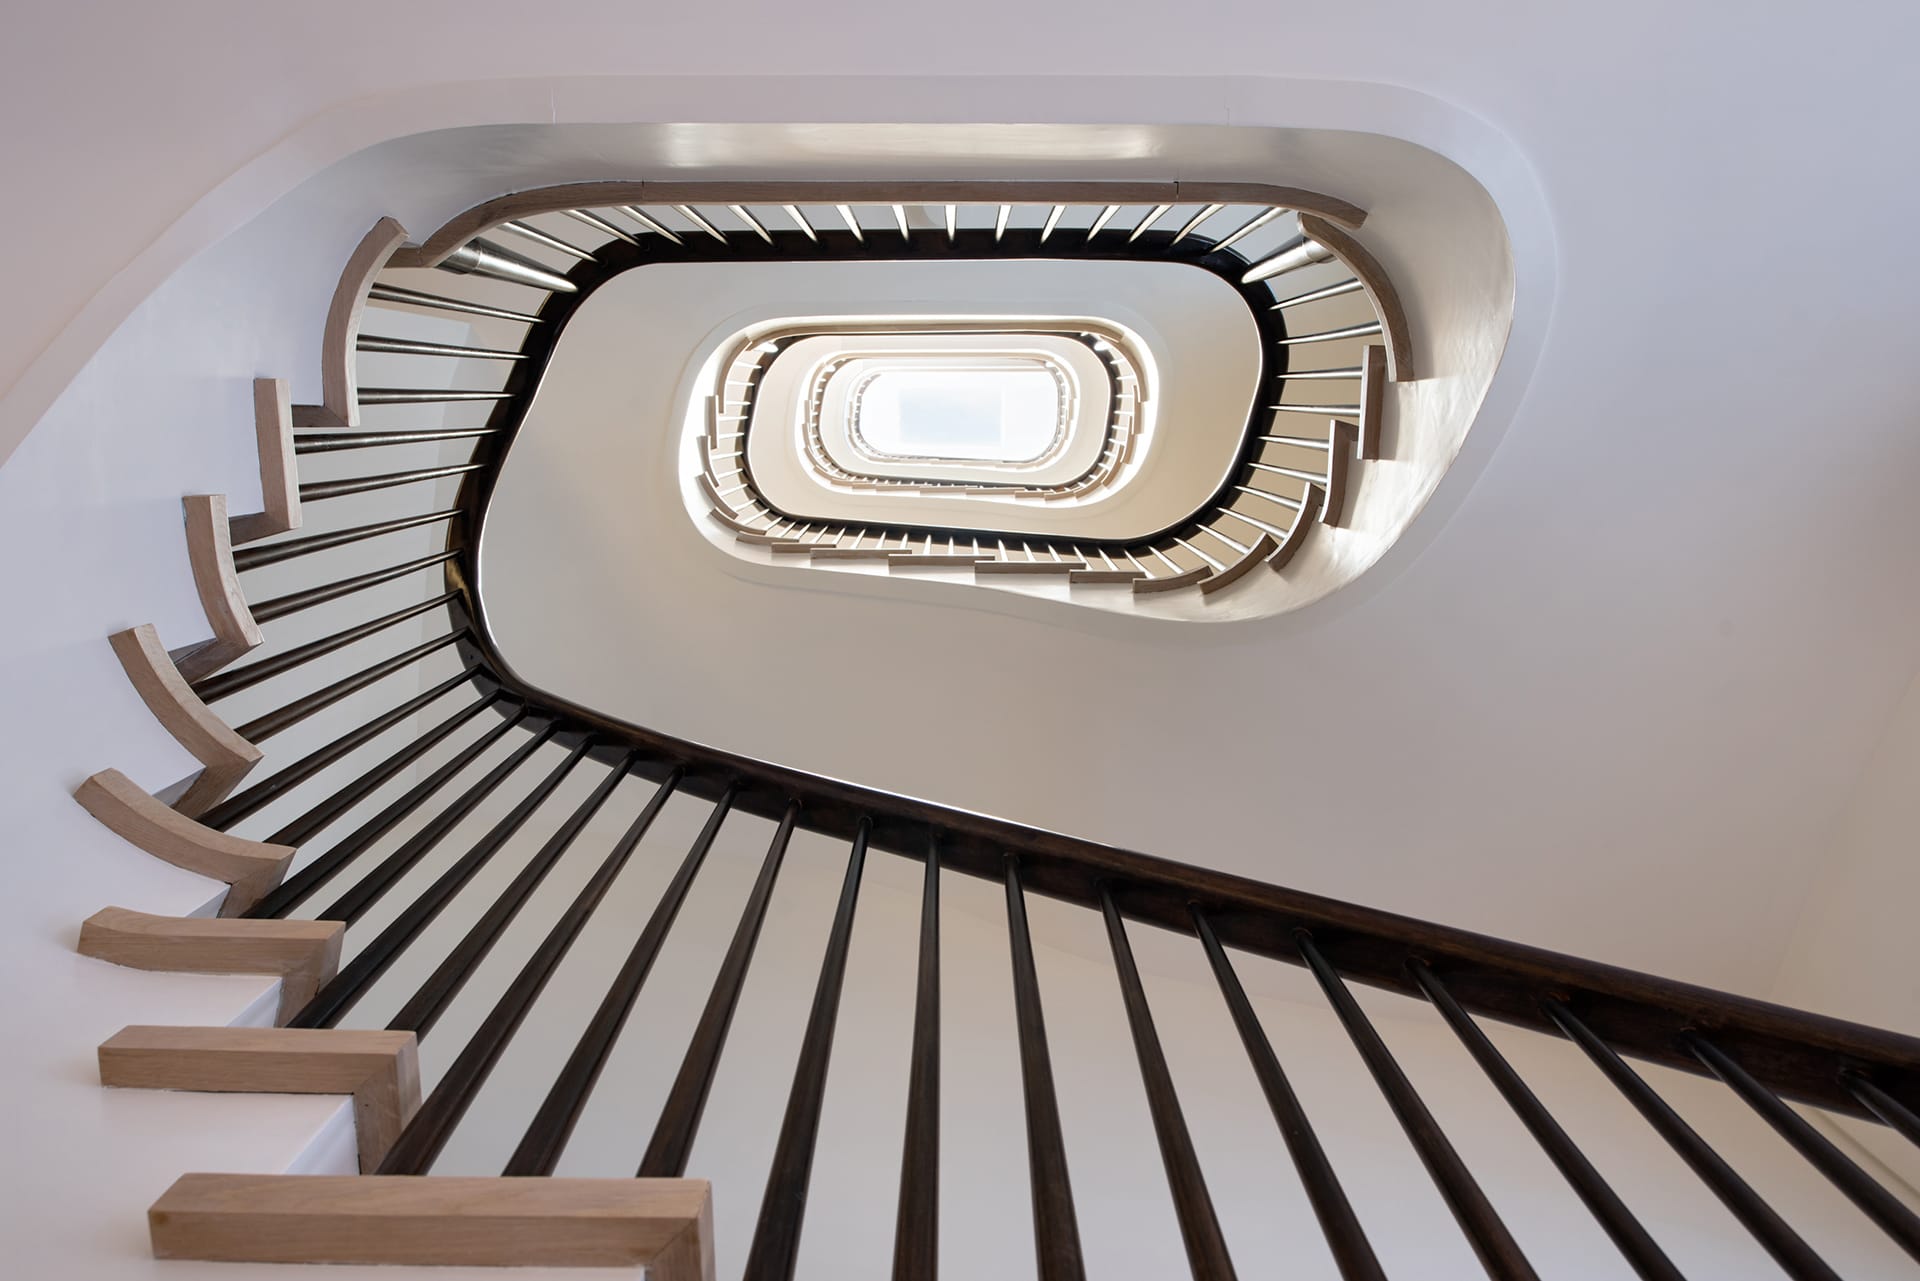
[{"xmin": 443, "ymin": 591, "xmax": 1920, "ymax": 1122}]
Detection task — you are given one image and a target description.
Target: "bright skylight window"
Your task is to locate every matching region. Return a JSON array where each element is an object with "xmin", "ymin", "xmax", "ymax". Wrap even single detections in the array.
[{"xmin": 852, "ymin": 365, "xmax": 1064, "ymax": 462}]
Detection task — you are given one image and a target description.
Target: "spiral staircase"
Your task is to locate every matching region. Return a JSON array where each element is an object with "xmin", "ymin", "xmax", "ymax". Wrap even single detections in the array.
[{"xmin": 54, "ymin": 181, "xmax": 1920, "ymax": 1281}]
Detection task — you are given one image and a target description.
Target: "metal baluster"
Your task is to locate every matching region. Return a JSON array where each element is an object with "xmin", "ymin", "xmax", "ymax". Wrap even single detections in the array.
[
  {"xmin": 244, "ymin": 706, "xmax": 531, "ymax": 917},
  {"xmin": 1409, "ymin": 961, "xmax": 1681, "ymax": 1280},
  {"xmin": 639, "ymin": 801, "xmax": 801, "ymax": 1177},
  {"xmin": 1687, "ymin": 1034, "xmax": 1920, "ymax": 1262},
  {"xmin": 1191, "ymin": 908, "xmax": 1383, "ymax": 1280},
  {"xmin": 744, "ymin": 819, "xmax": 871, "ymax": 1280},
  {"xmin": 1843, "ymin": 1072, "xmax": 1920, "ymax": 1149},
  {"xmin": 289, "ymin": 733, "xmax": 588, "ymax": 1028},
  {"xmin": 231, "ymin": 632, "xmax": 465, "ymax": 741},
  {"xmin": 374, "ymin": 768, "xmax": 682, "ymax": 1175},
  {"xmin": 250, "ymin": 550, "xmax": 460, "ymax": 623},
  {"xmin": 202, "ymin": 675, "xmax": 482, "ymax": 832},
  {"xmin": 1099, "ymin": 887, "xmax": 1235, "ymax": 1279},
  {"xmin": 1296, "ymin": 931, "xmax": 1538, "ymax": 1280},
  {"xmin": 893, "ymin": 835, "xmax": 942, "ymax": 1281},
  {"xmin": 300, "ymin": 461, "xmax": 486, "ymax": 503},
  {"xmin": 1004, "ymin": 855, "xmax": 1086, "ymax": 1281},
  {"xmin": 230, "ymin": 509, "xmax": 460, "ymax": 571},
  {"xmin": 190, "ymin": 594, "xmax": 457, "ymax": 702},
  {"xmin": 505, "ymin": 782, "xmax": 735, "ymax": 1176},
  {"xmin": 1545, "ymin": 1000, "xmax": 1840, "ymax": 1281},
  {"xmin": 309, "ymin": 720, "xmax": 563, "ymax": 928},
  {"xmin": 386, "ymin": 753, "xmax": 639, "ymax": 1036}
]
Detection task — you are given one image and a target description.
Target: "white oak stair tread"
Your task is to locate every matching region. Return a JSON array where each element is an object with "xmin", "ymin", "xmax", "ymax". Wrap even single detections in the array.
[
  {"xmin": 1199, "ymin": 533, "xmax": 1280, "ymax": 595},
  {"xmin": 296, "ymin": 216, "xmax": 411, "ymax": 428},
  {"xmin": 1297, "ymin": 216, "xmax": 1414, "ymax": 382},
  {"xmin": 1266, "ymin": 484, "xmax": 1326, "ymax": 573},
  {"xmin": 148, "ymin": 1174, "xmax": 714, "ymax": 1275},
  {"xmin": 79, "ymin": 908, "xmax": 342, "ymax": 1023},
  {"xmin": 1320, "ymin": 419, "xmax": 1357, "ymax": 528},
  {"xmin": 1355, "ymin": 343, "xmax": 1388, "ymax": 461},
  {"xmin": 887, "ymin": 553, "xmax": 994, "ymax": 568},
  {"xmin": 172, "ymin": 493, "xmax": 263, "ymax": 683},
  {"xmin": 976, "ymin": 558, "xmax": 1089, "ymax": 575},
  {"xmin": 99, "ymin": 1025, "xmax": 419, "ymax": 1171},
  {"xmin": 74, "ymin": 769, "xmax": 293, "ymax": 916},
  {"xmin": 1133, "ymin": 564, "xmax": 1213, "ymax": 594},
  {"xmin": 108, "ymin": 624, "xmax": 260, "ymax": 818},
  {"xmin": 228, "ymin": 377, "xmax": 301, "ymax": 545}
]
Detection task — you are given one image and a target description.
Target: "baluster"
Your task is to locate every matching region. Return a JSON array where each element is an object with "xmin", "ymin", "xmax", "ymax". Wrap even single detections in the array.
[
  {"xmin": 386, "ymin": 752, "xmax": 638, "ymax": 1037},
  {"xmin": 1099, "ymin": 887, "xmax": 1236, "ymax": 1279},
  {"xmin": 638, "ymin": 801, "xmax": 801, "ymax": 1177},
  {"xmin": 245, "ymin": 705, "xmax": 530, "ymax": 916},
  {"xmin": 1191, "ymin": 909, "xmax": 1383, "ymax": 1280},
  {"xmin": 288, "ymin": 730, "xmax": 585, "ymax": 1027},
  {"xmin": 506, "ymin": 783, "xmax": 738, "ymax": 1175},
  {"xmin": 1544, "ymin": 1001, "xmax": 1840, "ymax": 1281},
  {"xmin": 190, "ymin": 594, "xmax": 458, "ymax": 702},
  {"xmin": 230, "ymin": 508, "xmax": 461, "ymax": 572},
  {"xmin": 1686, "ymin": 1033, "xmax": 1920, "ymax": 1262},
  {"xmin": 1843, "ymin": 1071, "xmax": 1920, "ymax": 1149},
  {"xmin": 744, "ymin": 819, "xmax": 870, "ymax": 1280},
  {"xmin": 374, "ymin": 767, "xmax": 682, "ymax": 1175},
  {"xmin": 250, "ymin": 550, "xmax": 461, "ymax": 622},
  {"xmin": 1408, "ymin": 962, "xmax": 1681, "ymax": 1281},
  {"xmin": 232, "ymin": 631, "xmax": 466, "ymax": 741},
  {"xmin": 366, "ymin": 281, "xmax": 546, "ymax": 323},
  {"xmin": 299, "ymin": 461, "xmax": 488, "ymax": 502},
  {"xmin": 1295, "ymin": 932, "xmax": 1538, "ymax": 1280},
  {"xmin": 305, "ymin": 717, "xmax": 555, "ymax": 923},
  {"xmin": 202, "ymin": 674, "xmax": 482, "ymax": 832},
  {"xmin": 893, "ymin": 835, "xmax": 941, "ymax": 1281},
  {"xmin": 1004, "ymin": 854, "xmax": 1086, "ymax": 1281}
]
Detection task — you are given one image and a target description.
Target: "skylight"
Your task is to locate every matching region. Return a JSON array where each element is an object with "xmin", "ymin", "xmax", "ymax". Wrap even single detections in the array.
[{"xmin": 851, "ymin": 364, "xmax": 1064, "ymax": 463}]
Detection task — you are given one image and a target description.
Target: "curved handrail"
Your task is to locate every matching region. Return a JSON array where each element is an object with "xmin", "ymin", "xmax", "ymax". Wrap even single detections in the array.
[
  {"xmin": 388, "ymin": 180, "xmax": 1367, "ymax": 271},
  {"xmin": 446, "ymin": 579, "xmax": 1920, "ymax": 1119}
]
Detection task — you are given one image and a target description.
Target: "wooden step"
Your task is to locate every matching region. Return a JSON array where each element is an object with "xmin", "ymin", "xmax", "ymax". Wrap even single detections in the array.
[
  {"xmin": 99, "ymin": 1025, "xmax": 418, "ymax": 1171},
  {"xmin": 294, "ymin": 217, "xmax": 411, "ymax": 429},
  {"xmin": 1132, "ymin": 564, "xmax": 1212, "ymax": 594},
  {"xmin": 1199, "ymin": 533, "xmax": 1279, "ymax": 595},
  {"xmin": 108, "ymin": 624, "xmax": 260, "ymax": 818},
  {"xmin": 148, "ymin": 1174, "xmax": 712, "ymax": 1275},
  {"xmin": 976, "ymin": 558, "xmax": 1088, "ymax": 575},
  {"xmin": 887, "ymin": 553, "xmax": 992, "ymax": 569},
  {"xmin": 1266, "ymin": 483, "xmax": 1325, "ymax": 573},
  {"xmin": 79, "ymin": 908, "xmax": 341, "ymax": 1023},
  {"xmin": 74, "ymin": 769, "xmax": 292, "ymax": 915},
  {"xmin": 172, "ymin": 494, "xmax": 262, "ymax": 682},
  {"xmin": 227, "ymin": 378, "xmax": 302, "ymax": 545}
]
